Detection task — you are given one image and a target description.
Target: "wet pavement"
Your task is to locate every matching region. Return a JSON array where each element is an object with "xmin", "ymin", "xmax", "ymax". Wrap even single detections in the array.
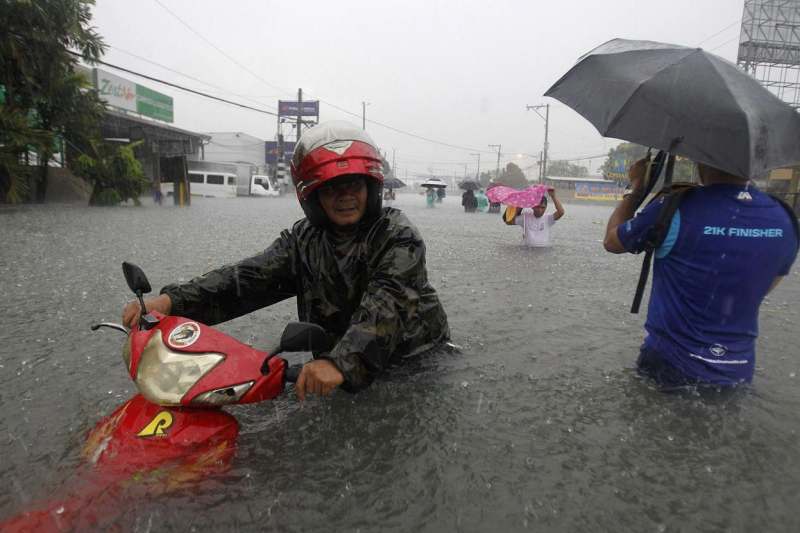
[{"xmin": 1, "ymin": 194, "xmax": 799, "ymax": 531}]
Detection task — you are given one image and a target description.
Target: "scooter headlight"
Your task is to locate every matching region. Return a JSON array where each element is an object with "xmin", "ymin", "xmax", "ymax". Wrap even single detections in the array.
[
  {"xmin": 191, "ymin": 381, "xmax": 254, "ymax": 406},
  {"xmin": 136, "ymin": 333, "xmax": 224, "ymax": 406}
]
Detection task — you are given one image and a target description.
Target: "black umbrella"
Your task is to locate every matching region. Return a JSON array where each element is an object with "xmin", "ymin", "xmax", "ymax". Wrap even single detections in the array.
[
  {"xmin": 384, "ymin": 176, "xmax": 406, "ymax": 189},
  {"xmin": 458, "ymin": 180, "xmax": 481, "ymax": 191},
  {"xmin": 545, "ymin": 38, "xmax": 800, "ymax": 179}
]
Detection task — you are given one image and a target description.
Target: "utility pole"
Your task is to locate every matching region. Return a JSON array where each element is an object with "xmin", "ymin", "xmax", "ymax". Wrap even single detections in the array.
[
  {"xmin": 538, "ymin": 150, "xmax": 543, "ymax": 181},
  {"xmin": 297, "ymin": 88, "xmax": 303, "ymax": 142},
  {"xmin": 463, "ymin": 163, "xmax": 468, "ymax": 178},
  {"xmin": 470, "ymin": 152, "xmax": 481, "ymax": 180},
  {"xmin": 543, "ymin": 104, "xmax": 549, "ymax": 180},
  {"xmin": 362, "ymin": 101, "xmax": 369, "ymax": 130},
  {"xmin": 526, "ymin": 104, "xmax": 550, "ymax": 182},
  {"xmin": 488, "ymin": 144, "xmax": 502, "ymax": 181},
  {"xmin": 392, "ymin": 148, "xmax": 396, "ymax": 175}
]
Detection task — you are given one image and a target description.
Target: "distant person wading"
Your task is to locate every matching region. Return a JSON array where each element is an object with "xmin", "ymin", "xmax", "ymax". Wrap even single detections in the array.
[{"xmin": 504, "ymin": 188, "xmax": 565, "ymax": 247}]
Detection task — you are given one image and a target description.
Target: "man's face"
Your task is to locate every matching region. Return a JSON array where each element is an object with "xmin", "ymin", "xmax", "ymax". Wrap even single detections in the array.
[
  {"xmin": 317, "ymin": 175, "xmax": 368, "ymax": 227},
  {"xmin": 532, "ymin": 204, "xmax": 546, "ymax": 218}
]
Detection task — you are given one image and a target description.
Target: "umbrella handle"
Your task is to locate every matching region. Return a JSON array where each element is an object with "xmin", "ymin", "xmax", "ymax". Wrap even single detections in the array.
[
  {"xmin": 634, "ymin": 150, "xmax": 666, "ymax": 210},
  {"xmin": 663, "ymin": 154, "xmax": 676, "ymax": 188},
  {"xmin": 643, "ymin": 150, "xmax": 654, "ymax": 188},
  {"xmin": 661, "ymin": 137, "xmax": 682, "ymax": 190},
  {"xmin": 641, "ymin": 148, "xmax": 653, "ymax": 181},
  {"xmin": 636, "ymin": 138, "xmax": 681, "ymax": 209}
]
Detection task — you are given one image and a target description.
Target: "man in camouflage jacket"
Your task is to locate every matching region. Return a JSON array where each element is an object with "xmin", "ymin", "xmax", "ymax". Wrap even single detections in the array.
[{"xmin": 123, "ymin": 122, "xmax": 449, "ymax": 398}]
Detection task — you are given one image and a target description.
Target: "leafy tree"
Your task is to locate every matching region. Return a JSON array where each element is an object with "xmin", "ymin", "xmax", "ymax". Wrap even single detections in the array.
[
  {"xmin": 547, "ymin": 160, "xmax": 588, "ymax": 178},
  {"xmin": 73, "ymin": 140, "xmax": 148, "ymax": 205},
  {"xmin": 600, "ymin": 143, "xmax": 647, "ymax": 181},
  {"xmin": 0, "ymin": 0, "xmax": 106, "ymax": 203},
  {"xmin": 0, "ymin": 106, "xmax": 50, "ymax": 203},
  {"xmin": 494, "ymin": 162, "xmax": 529, "ymax": 188},
  {"xmin": 601, "ymin": 142, "xmax": 695, "ymax": 183},
  {"xmin": 478, "ymin": 170, "xmax": 493, "ymax": 187}
]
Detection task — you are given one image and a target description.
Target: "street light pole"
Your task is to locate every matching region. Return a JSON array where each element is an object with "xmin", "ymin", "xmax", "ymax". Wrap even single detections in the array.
[
  {"xmin": 470, "ymin": 152, "xmax": 481, "ymax": 180},
  {"xmin": 362, "ymin": 101, "xmax": 370, "ymax": 130},
  {"xmin": 526, "ymin": 104, "xmax": 550, "ymax": 182},
  {"xmin": 488, "ymin": 144, "xmax": 502, "ymax": 181},
  {"xmin": 297, "ymin": 88, "xmax": 303, "ymax": 142}
]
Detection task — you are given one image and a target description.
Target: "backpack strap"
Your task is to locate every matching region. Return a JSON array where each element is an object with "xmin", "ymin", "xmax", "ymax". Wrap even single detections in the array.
[
  {"xmin": 630, "ymin": 183, "xmax": 696, "ymax": 314},
  {"xmin": 630, "ymin": 247, "xmax": 656, "ymax": 314}
]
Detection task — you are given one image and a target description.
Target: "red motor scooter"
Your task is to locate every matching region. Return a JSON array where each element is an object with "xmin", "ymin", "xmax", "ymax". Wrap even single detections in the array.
[{"xmin": 2, "ymin": 262, "xmax": 327, "ymax": 532}]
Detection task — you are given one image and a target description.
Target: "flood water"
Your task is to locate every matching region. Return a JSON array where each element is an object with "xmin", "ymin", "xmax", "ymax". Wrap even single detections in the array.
[{"xmin": 1, "ymin": 194, "xmax": 799, "ymax": 532}]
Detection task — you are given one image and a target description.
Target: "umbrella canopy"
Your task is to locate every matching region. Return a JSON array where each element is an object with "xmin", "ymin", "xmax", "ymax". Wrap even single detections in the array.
[
  {"xmin": 384, "ymin": 176, "xmax": 406, "ymax": 189},
  {"xmin": 486, "ymin": 185, "xmax": 547, "ymax": 208},
  {"xmin": 421, "ymin": 178, "xmax": 447, "ymax": 188},
  {"xmin": 458, "ymin": 180, "xmax": 481, "ymax": 191},
  {"xmin": 544, "ymin": 38, "xmax": 800, "ymax": 179}
]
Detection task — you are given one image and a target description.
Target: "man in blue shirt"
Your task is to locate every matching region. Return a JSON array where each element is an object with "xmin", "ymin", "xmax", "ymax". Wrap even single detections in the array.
[{"xmin": 604, "ymin": 159, "xmax": 798, "ymax": 387}]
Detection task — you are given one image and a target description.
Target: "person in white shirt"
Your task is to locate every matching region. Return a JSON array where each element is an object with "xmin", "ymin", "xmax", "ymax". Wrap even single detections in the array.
[{"xmin": 510, "ymin": 188, "xmax": 565, "ymax": 247}]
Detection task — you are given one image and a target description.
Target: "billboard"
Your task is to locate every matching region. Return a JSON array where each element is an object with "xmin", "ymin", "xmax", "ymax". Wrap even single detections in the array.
[
  {"xmin": 574, "ymin": 182, "xmax": 625, "ymax": 201},
  {"xmin": 738, "ymin": 0, "xmax": 800, "ymax": 66},
  {"xmin": 278, "ymin": 100, "xmax": 319, "ymax": 117},
  {"xmin": 605, "ymin": 158, "xmax": 629, "ymax": 180},
  {"xmin": 737, "ymin": 0, "xmax": 800, "ymax": 108},
  {"xmin": 94, "ymin": 69, "xmax": 174, "ymax": 123},
  {"xmin": 265, "ymin": 140, "xmax": 296, "ymax": 165}
]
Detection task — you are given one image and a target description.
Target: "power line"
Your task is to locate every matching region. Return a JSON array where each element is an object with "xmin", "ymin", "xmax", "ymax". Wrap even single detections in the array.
[
  {"xmin": 69, "ymin": 52, "xmax": 278, "ymax": 117},
  {"xmin": 549, "ymin": 152, "xmax": 608, "ymax": 161},
  {"xmin": 311, "ymin": 96, "xmax": 497, "ymax": 154},
  {"xmin": 696, "ymin": 20, "xmax": 741, "ymax": 47},
  {"xmin": 151, "ymin": 0, "xmax": 498, "ymax": 156},
  {"xmin": 395, "ymin": 156, "xmax": 475, "ymax": 164},
  {"xmin": 82, "ymin": 51, "xmax": 523, "ymax": 158},
  {"xmin": 709, "ymin": 34, "xmax": 741, "ymax": 53},
  {"xmin": 107, "ymin": 45, "xmax": 278, "ymax": 111},
  {"xmin": 152, "ymin": 0, "xmax": 293, "ymax": 98},
  {"xmin": 207, "ymin": 140, "xmax": 270, "ymax": 149}
]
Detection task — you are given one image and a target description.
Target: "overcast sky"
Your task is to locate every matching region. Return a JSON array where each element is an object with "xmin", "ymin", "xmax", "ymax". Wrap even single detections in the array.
[{"xmin": 91, "ymin": 0, "xmax": 744, "ymax": 177}]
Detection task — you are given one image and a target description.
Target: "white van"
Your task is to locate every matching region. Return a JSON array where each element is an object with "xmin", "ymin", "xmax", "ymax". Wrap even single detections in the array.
[
  {"xmin": 250, "ymin": 174, "xmax": 280, "ymax": 197},
  {"xmin": 162, "ymin": 172, "xmax": 238, "ymax": 198}
]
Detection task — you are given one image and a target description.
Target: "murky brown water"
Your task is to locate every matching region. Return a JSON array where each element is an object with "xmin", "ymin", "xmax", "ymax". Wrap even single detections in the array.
[{"xmin": 1, "ymin": 194, "xmax": 798, "ymax": 532}]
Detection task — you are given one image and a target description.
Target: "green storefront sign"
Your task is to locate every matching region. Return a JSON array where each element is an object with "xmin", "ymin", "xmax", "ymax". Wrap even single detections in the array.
[
  {"xmin": 135, "ymin": 84, "xmax": 173, "ymax": 122},
  {"xmin": 94, "ymin": 68, "xmax": 174, "ymax": 123}
]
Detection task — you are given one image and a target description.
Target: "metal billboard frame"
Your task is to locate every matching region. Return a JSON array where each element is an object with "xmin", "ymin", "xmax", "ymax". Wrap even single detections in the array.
[{"xmin": 737, "ymin": 0, "xmax": 800, "ymax": 108}]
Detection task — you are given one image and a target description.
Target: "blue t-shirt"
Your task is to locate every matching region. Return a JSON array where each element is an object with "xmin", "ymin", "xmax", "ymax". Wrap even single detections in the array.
[{"xmin": 618, "ymin": 184, "xmax": 798, "ymax": 385}]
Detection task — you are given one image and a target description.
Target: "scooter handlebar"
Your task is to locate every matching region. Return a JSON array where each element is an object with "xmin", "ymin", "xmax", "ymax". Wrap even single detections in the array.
[
  {"xmin": 91, "ymin": 322, "xmax": 130, "ymax": 335},
  {"xmin": 284, "ymin": 364, "xmax": 303, "ymax": 383}
]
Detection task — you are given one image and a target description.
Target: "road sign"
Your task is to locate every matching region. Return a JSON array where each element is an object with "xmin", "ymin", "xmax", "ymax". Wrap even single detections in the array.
[{"xmin": 278, "ymin": 100, "xmax": 319, "ymax": 117}]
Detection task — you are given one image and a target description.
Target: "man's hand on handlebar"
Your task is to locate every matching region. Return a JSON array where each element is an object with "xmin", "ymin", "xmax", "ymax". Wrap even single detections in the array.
[
  {"xmin": 122, "ymin": 294, "xmax": 172, "ymax": 329},
  {"xmin": 295, "ymin": 359, "xmax": 344, "ymax": 401}
]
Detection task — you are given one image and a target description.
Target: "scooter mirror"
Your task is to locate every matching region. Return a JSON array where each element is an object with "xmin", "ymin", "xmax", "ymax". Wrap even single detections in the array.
[
  {"xmin": 122, "ymin": 262, "xmax": 152, "ymax": 295},
  {"xmin": 276, "ymin": 322, "xmax": 330, "ymax": 355}
]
